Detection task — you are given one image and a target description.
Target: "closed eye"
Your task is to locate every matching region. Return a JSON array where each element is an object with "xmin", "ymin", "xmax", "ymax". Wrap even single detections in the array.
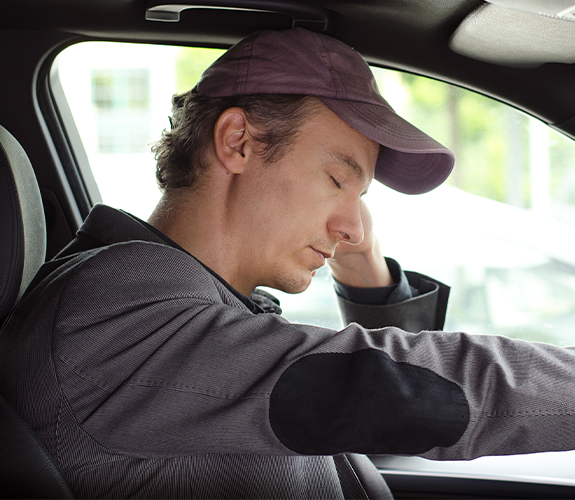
[{"xmin": 330, "ymin": 176, "xmax": 342, "ymax": 189}]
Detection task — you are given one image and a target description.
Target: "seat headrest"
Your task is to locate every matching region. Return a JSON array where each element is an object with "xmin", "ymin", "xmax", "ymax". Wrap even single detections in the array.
[{"xmin": 0, "ymin": 125, "xmax": 46, "ymax": 319}]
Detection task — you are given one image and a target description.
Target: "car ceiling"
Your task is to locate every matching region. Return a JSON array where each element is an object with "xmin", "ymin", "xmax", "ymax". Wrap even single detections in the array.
[
  {"xmin": 3, "ymin": 0, "xmax": 575, "ymax": 125},
  {"xmin": 2, "ymin": 0, "xmax": 575, "ymax": 253}
]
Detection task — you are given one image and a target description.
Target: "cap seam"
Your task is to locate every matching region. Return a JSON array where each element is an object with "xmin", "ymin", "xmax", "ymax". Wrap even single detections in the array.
[
  {"xmin": 316, "ymin": 34, "xmax": 347, "ymax": 99},
  {"xmin": 237, "ymin": 33, "xmax": 257, "ymax": 95}
]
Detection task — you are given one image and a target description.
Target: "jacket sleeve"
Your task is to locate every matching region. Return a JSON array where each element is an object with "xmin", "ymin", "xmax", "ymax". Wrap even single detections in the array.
[
  {"xmin": 51, "ymin": 242, "xmax": 575, "ymax": 463},
  {"xmin": 335, "ymin": 257, "xmax": 450, "ymax": 332}
]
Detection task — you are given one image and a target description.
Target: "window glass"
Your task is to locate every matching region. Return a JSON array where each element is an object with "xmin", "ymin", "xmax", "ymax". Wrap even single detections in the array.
[
  {"xmin": 369, "ymin": 68, "xmax": 575, "ymax": 344},
  {"xmin": 91, "ymin": 68, "xmax": 150, "ymax": 153},
  {"xmin": 55, "ymin": 42, "xmax": 575, "ymax": 344}
]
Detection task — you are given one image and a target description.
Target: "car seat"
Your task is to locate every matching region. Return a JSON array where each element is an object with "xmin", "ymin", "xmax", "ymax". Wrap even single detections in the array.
[{"xmin": 0, "ymin": 124, "xmax": 75, "ymax": 498}]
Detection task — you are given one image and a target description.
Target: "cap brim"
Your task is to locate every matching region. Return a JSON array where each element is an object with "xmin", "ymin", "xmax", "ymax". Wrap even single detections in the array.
[{"xmin": 319, "ymin": 98, "xmax": 455, "ymax": 194}]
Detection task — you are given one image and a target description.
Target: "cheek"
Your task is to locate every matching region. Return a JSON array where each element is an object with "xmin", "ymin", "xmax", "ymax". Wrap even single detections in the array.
[
  {"xmin": 254, "ymin": 171, "xmax": 334, "ymax": 246},
  {"xmin": 263, "ymin": 184, "xmax": 310, "ymax": 232}
]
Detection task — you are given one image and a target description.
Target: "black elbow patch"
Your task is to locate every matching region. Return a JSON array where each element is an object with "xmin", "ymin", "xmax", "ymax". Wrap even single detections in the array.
[{"xmin": 269, "ymin": 349, "xmax": 469, "ymax": 455}]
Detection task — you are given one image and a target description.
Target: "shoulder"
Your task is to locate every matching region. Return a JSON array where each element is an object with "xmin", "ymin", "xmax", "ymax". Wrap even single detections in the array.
[
  {"xmin": 37, "ymin": 240, "xmax": 223, "ymax": 317},
  {"xmin": 83, "ymin": 239, "xmax": 216, "ymax": 290}
]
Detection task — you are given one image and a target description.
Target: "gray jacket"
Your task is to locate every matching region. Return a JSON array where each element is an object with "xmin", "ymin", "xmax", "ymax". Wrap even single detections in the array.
[{"xmin": 2, "ymin": 204, "xmax": 575, "ymax": 499}]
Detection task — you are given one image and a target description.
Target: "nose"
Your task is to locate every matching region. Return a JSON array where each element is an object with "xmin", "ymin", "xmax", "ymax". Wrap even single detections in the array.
[{"xmin": 328, "ymin": 200, "xmax": 364, "ymax": 245}]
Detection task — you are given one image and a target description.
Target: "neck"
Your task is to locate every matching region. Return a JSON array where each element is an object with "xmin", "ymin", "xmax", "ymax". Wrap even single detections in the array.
[{"xmin": 148, "ymin": 184, "xmax": 256, "ymax": 297}]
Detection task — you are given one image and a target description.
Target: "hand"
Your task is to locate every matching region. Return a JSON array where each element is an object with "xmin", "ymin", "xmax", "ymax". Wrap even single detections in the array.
[{"xmin": 327, "ymin": 200, "xmax": 394, "ymax": 288}]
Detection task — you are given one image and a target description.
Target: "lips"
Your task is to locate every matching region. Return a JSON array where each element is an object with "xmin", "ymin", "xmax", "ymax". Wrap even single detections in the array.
[{"xmin": 311, "ymin": 247, "xmax": 332, "ymax": 266}]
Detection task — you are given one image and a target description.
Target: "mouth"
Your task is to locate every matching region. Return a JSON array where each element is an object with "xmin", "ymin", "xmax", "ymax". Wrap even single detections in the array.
[{"xmin": 311, "ymin": 247, "xmax": 333, "ymax": 266}]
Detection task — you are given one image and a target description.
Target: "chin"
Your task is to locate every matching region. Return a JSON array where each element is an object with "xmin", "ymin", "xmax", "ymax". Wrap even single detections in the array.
[{"xmin": 272, "ymin": 271, "xmax": 314, "ymax": 295}]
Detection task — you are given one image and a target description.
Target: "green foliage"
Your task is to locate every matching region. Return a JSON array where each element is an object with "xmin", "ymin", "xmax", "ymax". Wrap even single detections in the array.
[{"xmin": 373, "ymin": 67, "xmax": 537, "ymax": 206}]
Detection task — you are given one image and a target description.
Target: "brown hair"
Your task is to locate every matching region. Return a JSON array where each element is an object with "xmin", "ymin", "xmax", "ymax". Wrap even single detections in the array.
[{"xmin": 152, "ymin": 92, "xmax": 320, "ymax": 190}]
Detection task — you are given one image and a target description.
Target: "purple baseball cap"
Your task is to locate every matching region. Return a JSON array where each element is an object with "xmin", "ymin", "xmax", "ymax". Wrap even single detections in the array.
[{"xmin": 194, "ymin": 28, "xmax": 455, "ymax": 194}]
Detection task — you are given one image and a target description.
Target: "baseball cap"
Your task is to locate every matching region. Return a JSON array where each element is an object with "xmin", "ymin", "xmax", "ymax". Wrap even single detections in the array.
[{"xmin": 194, "ymin": 28, "xmax": 455, "ymax": 194}]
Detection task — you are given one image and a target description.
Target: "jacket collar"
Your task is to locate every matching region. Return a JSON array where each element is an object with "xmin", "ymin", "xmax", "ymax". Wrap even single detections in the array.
[{"xmin": 74, "ymin": 204, "xmax": 281, "ymax": 315}]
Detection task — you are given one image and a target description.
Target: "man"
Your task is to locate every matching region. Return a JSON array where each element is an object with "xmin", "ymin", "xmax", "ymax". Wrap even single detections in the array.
[{"xmin": 3, "ymin": 27, "xmax": 575, "ymax": 499}]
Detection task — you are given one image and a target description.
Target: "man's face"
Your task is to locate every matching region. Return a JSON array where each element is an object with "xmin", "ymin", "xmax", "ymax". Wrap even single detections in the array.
[{"xmin": 237, "ymin": 103, "xmax": 379, "ymax": 294}]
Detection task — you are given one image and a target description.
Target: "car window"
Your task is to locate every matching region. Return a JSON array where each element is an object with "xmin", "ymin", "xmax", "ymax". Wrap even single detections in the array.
[{"xmin": 54, "ymin": 41, "xmax": 575, "ymax": 343}]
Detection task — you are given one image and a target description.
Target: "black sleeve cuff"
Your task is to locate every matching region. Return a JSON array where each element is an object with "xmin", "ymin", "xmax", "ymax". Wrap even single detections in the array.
[
  {"xmin": 334, "ymin": 260, "xmax": 450, "ymax": 332},
  {"xmin": 333, "ymin": 257, "xmax": 414, "ymax": 306}
]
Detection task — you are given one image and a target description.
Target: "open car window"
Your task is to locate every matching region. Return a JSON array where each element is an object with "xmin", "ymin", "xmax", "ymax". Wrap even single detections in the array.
[{"xmin": 54, "ymin": 39, "xmax": 575, "ymax": 487}]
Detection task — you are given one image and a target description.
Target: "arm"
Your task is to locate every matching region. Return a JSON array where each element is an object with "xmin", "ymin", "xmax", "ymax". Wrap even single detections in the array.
[{"xmin": 50, "ymin": 242, "xmax": 575, "ymax": 463}]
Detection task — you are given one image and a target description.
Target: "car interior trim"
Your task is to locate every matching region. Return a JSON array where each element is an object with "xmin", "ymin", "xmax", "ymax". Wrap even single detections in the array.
[
  {"xmin": 487, "ymin": 0, "xmax": 575, "ymax": 19},
  {"xmin": 449, "ymin": 3, "xmax": 575, "ymax": 67},
  {"xmin": 381, "ymin": 471, "xmax": 575, "ymax": 499},
  {"xmin": 145, "ymin": 1, "xmax": 329, "ymax": 30},
  {"xmin": 36, "ymin": 45, "xmax": 95, "ymax": 222}
]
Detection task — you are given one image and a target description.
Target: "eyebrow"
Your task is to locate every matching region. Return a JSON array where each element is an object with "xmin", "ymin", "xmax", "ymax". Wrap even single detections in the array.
[{"xmin": 329, "ymin": 152, "xmax": 366, "ymax": 180}]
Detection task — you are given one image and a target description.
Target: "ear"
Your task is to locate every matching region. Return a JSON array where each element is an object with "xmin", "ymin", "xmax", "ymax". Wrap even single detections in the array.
[{"xmin": 213, "ymin": 107, "xmax": 250, "ymax": 174}]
